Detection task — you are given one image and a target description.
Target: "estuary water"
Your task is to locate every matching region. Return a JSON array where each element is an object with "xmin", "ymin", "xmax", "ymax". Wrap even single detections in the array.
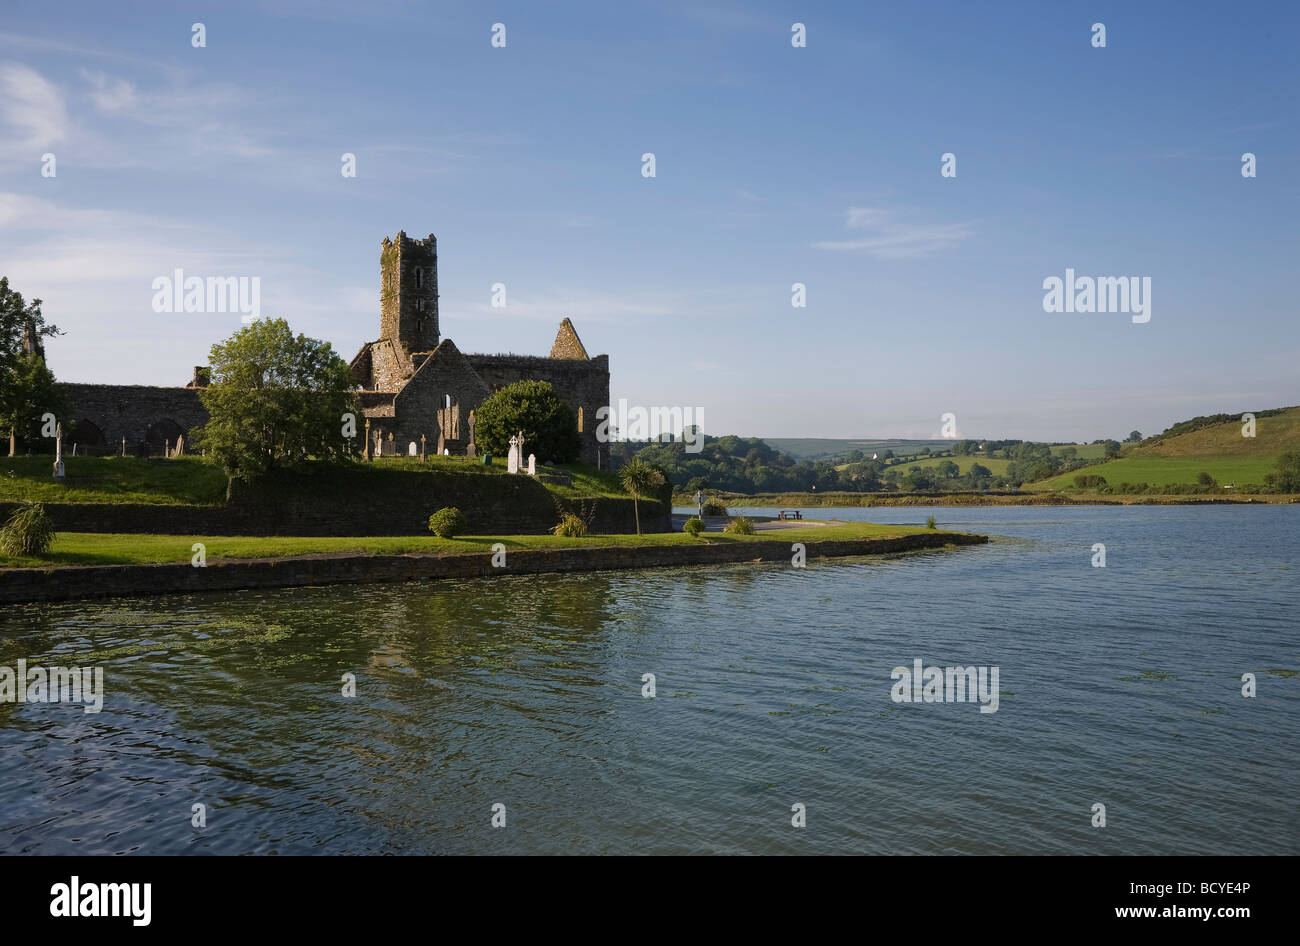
[{"xmin": 1, "ymin": 505, "xmax": 1296, "ymax": 855}]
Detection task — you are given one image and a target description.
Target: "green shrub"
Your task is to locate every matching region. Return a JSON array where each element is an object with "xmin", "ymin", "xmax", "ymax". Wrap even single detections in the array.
[
  {"xmin": 925, "ymin": 515, "xmax": 936, "ymax": 529},
  {"xmin": 552, "ymin": 512, "xmax": 588, "ymax": 537},
  {"xmin": 473, "ymin": 379, "xmax": 580, "ymax": 464},
  {"xmin": 0, "ymin": 501, "xmax": 56, "ymax": 556},
  {"xmin": 701, "ymin": 500, "xmax": 728, "ymax": 517},
  {"xmin": 683, "ymin": 516, "xmax": 705, "ymax": 537},
  {"xmin": 1073, "ymin": 474, "xmax": 1107, "ymax": 489},
  {"xmin": 723, "ymin": 516, "xmax": 754, "ymax": 535},
  {"xmin": 428, "ymin": 506, "xmax": 467, "ymax": 538}
]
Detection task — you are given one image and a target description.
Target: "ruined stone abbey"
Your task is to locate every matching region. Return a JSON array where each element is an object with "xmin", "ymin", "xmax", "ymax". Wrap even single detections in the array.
[{"xmin": 55, "ymin": 231, "xmax": 611, "ymax": 465}]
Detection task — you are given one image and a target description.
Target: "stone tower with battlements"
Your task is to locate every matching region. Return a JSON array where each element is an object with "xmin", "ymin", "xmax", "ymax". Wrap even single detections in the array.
[{"xmin": 380, "ymin": 231, "xmax": 439, "ymax": 353}]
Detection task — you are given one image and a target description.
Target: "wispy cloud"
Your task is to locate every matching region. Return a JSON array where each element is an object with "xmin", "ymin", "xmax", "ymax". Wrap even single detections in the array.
[
  {"xmin": 0, "ymin": 62, "xmax": 67, "ymax": 166},
  {"xmin": 80, "ymin": 68, "xmax": 137, "ymax": 112},
  {"xmin": 813, "ymin": 206, "xmax": 973, "ymax": 259}
]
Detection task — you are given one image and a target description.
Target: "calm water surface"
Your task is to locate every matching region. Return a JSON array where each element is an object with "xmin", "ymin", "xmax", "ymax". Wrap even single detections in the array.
[{"xmin": 1, "ymin": 505, "xmax": 1296, "ymax": 854}]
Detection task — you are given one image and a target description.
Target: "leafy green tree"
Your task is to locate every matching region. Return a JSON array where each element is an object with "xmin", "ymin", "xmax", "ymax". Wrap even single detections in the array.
[
  {"xmin": 474, "ymin": 379, "xmax": 580, "ymax": 464},
  {"xmin": 1264, "ymin": 452, "xmax": 1300, "ymax": 492},
  {"xmin": 1126, "ymin": 430, "xmax": 1143, "ymax": 442},
  {"xmin": 196, "ymin": 318, "xmax": 357, "ymax": 499},
  {"xmin": 1102, "ymin": 439, "xmax": 1122, "ymax": 458},
  {"xmin": 619, "ymin": 458, "xmax": 665, "ymax": 535},
  {"xmin": 1, "ymin": 351, "xmax": 65, "ymax": 456},
  {"xmin": 0, "ymin": 277, "xmax": 63, "ymax": 456},
  {"xmin": 684, "ymin": 476, "xmax": 709, "ymax": 494}
]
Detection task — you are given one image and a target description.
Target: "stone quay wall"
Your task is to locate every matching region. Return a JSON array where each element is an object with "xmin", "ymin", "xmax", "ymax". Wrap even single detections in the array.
[{"xmin": 0, "ymin": 531, "xmax": 987, "ymax": 604}]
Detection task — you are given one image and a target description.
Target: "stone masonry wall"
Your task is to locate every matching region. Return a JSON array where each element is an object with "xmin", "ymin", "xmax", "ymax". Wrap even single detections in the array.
[
  {"xmin": 0, "ymin": 475, "xmax": 671, "ymax": 537},
  {"xmin": 56, "ymin": 384, "xmax": 209, "ymax": 455}
]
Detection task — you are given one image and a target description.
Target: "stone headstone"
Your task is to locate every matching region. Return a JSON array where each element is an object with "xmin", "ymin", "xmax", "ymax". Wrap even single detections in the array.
[
  {"xmin": 465, "ymin": 443, "xmax": 476, "ymax": 458},
  {"xmin": 527, "ymin": 453, "xmax": 536, "ymax": 476},
  {"xmin": 175, "ymin": 434, "xmax": 184, "ymax": 456},
  {"xmin": 408, "ymin": 441, "xmax": 417, "ymax": 456},
  {"xmin": 507, "ymin": 436, "xmax": 520, "ymax": 474},
  {"xmin": 52, "ymin": 423, "xmax": 65, "ymax": 479}
]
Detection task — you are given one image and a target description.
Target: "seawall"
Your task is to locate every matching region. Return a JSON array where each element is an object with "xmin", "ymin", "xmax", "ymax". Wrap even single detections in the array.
[{"xmin": 0, "ymin": 531, "xmax": 986, "ymax": 604}]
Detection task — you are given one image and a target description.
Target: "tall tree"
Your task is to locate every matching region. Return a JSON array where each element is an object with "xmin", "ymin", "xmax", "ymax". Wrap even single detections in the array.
[
  {"xmin": 196, "ymin": 319, "xmax": 358, "ymax": 499},
  {"xmin": 0, "ymin": 277, "xmax": 63, "ymax": 456}
]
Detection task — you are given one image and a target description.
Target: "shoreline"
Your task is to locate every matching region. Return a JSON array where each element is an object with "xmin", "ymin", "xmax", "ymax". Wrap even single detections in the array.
[
  {"xmin": 680, "ymin": 493, "xmax": 1299, "ymax": 508},
  {"xmin": 0, "ymin": 531, "xmax": 986, "ymax": 604}
]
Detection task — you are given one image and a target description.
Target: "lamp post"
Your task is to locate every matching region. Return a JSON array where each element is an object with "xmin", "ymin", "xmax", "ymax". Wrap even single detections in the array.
[{"xmin": 693, "ymin": 490, "xmax": 704, "ymax": 519}]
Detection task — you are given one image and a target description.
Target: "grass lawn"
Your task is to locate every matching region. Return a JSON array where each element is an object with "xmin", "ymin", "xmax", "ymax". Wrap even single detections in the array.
[{"xmin": 0, "ymin": 521, "xmax": 939, "ymax": 569}]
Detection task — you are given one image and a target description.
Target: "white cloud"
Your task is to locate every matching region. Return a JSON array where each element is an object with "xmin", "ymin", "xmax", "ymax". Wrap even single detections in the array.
[
  {"xmin": 814, "ymin": 206, "xmax": 973, "ymax": 259},
  {"xmin": 0, "ymin": 62, "xmax": 67, "ymax": 165}
]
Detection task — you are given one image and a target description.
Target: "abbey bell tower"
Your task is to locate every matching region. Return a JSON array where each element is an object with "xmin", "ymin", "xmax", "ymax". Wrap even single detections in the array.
[{"xmin": 380, "ymin": 231, "xmax": 439, "ymax": 353}]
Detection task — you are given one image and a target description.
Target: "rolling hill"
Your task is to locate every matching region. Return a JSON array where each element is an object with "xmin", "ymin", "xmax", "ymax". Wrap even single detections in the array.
[{"xmin": 1029, "ymin": 407, "xmax": 1300, "ymax": 491}]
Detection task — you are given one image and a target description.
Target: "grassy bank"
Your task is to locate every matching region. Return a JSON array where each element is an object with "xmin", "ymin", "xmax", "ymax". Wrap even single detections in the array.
[
  {"xmin": 0, "ymin": 520, "xmax": 934, "ymax": 569},
  {"xmin": 0, "ymin": 454, "xmax": 627, "ymax": 505}
]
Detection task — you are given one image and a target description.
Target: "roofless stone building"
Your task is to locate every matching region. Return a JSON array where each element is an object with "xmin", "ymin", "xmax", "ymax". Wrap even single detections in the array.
[{"xmin": 54, "ymin": 231, "xmax": 611, "ymax": 465}]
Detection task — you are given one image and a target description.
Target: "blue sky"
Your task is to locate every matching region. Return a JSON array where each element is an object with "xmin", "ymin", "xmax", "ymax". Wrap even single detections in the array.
[{"xmin": 1, "ymin": 0, "xmax": 1296, "ymax": 442}]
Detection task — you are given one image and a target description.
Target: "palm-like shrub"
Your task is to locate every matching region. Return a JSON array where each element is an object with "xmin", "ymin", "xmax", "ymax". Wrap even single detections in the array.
[
  {"xmin": 619, "ymin": 458, "xmax": 665, "ymax": 536},
  {"xmin": 683, "ymin": 517, "xmax": 705, "ymax": 537},
  {"xmin": 0, "ymin": 501, "xmax": 56, "ymax": 556},
  {"xmin": 552, "ymin": 512, "xmax": 588, "ymax": 537}
]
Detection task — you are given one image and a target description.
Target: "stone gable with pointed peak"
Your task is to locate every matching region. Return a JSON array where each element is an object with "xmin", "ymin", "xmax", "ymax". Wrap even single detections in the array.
[{"xmin": 549, "ymin": 318, "xmax": 589, "ymax": 360}]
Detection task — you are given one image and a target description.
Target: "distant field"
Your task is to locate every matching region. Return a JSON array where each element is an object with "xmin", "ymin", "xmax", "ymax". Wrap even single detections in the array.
[
  {"xmin": 875, "ymin": 456, "xmax": 1011, "ymax": 476},
  {"xmin": 1052, "ymin": 444, "xmax": 1107, "ymax": 459},
  {"xmin": 767, "ymin": 438, "xmax": 955, "ymax": 462},
  {"xmin": 1029, "ymin": 408, "xmax": 1299, "ymax": 490}
]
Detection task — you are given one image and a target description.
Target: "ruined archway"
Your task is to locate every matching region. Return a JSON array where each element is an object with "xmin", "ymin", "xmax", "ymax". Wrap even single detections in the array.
[
  {"xmin": 144, "ymin": 419, "xmax": 186, "ymax": 455},
  {"xmin": 72, "ymin": 418, "xmax": 107, "ymax": 455}
]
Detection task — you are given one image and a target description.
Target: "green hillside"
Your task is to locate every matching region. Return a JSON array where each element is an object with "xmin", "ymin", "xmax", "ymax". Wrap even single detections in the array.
[{"xmin": 1030, "ymin": 407, "xmax": 1300, "ymax": 491}]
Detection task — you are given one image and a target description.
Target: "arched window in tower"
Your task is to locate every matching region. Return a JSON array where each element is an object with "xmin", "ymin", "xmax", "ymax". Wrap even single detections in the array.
[
  {"xmin": 415, "ymin": 298, "xmax": 425, "ymax": 312},
  {"xmin": 414, "ymin": 268, "xmax": 423, "ymax": 289}
]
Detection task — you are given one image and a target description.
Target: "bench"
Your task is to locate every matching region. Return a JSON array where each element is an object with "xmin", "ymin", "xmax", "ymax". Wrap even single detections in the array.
[{"xmin": 777, "ymin": 510, "xmax": 803, "ymax": 521}]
